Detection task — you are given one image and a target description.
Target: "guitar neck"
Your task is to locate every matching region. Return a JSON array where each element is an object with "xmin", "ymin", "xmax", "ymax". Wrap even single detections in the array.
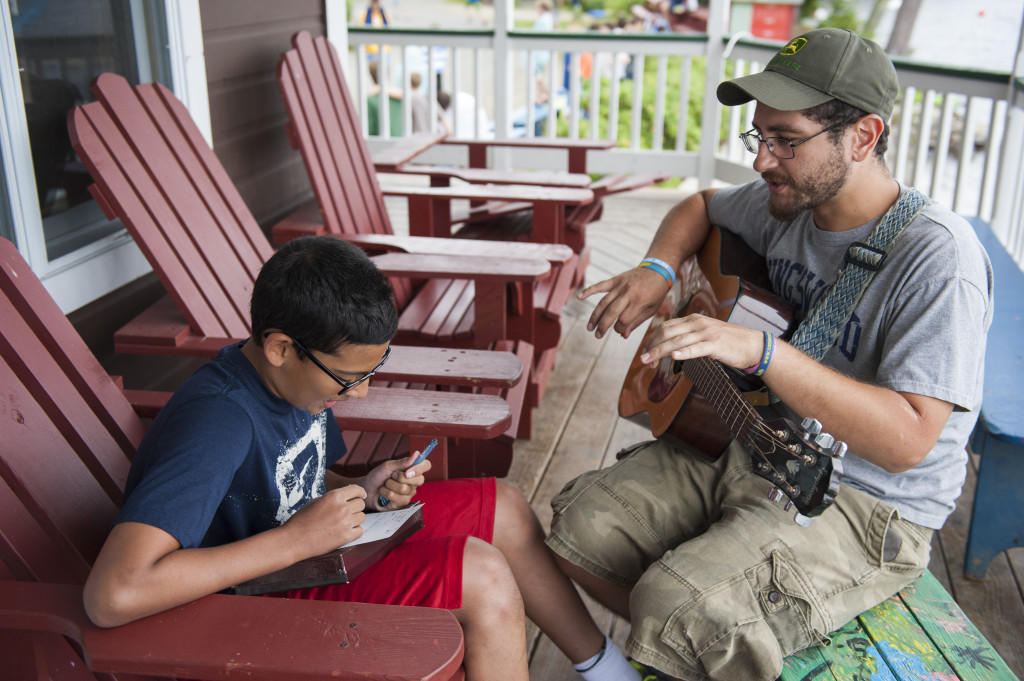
[{"xmin": 682, "ymin": 358, "xmax": 760, "ymax": 446}]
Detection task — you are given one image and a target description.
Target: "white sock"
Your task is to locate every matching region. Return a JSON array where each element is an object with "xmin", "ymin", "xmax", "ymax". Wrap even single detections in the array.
[{"xmin": 574, "ymin": 635, "xmax": 642, "ymax": 681}]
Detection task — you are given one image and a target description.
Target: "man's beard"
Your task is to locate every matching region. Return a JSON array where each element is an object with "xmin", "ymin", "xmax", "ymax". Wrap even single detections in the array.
[{"xmin": 764, "ymin": 145, "xmax": 851, "ymax": 222}]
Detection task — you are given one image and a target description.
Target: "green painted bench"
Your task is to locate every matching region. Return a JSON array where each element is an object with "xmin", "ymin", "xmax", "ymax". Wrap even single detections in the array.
[{"xmin": 781, "ymin": 570, "xmax": 1017, "ymax": 680}]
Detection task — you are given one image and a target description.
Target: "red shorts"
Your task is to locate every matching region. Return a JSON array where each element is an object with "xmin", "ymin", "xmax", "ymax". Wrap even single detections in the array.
[{"xmin": 277, "ymin": 477, "xmax": 496, "ymax": 610}]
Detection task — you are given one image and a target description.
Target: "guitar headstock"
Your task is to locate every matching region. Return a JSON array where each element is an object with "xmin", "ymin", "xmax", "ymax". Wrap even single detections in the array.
[{"xmin": 746, "ymin": 414, "xmax": 844, "ymax": 522}]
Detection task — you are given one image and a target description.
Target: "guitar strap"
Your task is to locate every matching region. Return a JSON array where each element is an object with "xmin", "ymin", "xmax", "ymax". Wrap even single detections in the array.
[{"xmin": 787, "ymin": 186, "xmax": 932, "ymax": 361}]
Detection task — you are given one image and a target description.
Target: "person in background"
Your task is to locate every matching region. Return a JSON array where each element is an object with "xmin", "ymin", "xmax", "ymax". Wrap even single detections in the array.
[
  {"xmin": 363, "ymin": 0, "xmax": 389, "ymax": 59},
  {"xmin": 366, "ymin": 59, "xmax": 403, "ymax": 137}
]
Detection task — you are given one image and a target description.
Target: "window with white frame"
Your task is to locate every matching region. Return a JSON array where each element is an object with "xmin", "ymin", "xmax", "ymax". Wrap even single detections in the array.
[{"xmin": 1, "ymin": 0, "xmax": 207, "ymax": 312}]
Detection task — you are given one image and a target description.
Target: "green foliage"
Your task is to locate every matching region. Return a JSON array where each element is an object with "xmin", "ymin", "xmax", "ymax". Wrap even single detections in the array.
[
  {"xmin": 555, "ymin": 55, "xmax": 706, "ymax": 154},
  {"xmin": 798, "ymin": 0, "xmax": 862, "ymax": 33},
  {"xmin": 580, "ymin": 0, "xmax": 634, "ymax": 16}
]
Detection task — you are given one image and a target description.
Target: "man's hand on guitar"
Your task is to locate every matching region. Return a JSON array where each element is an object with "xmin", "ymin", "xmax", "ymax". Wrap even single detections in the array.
[
  {"xmin": 639, "ymin": 314, "xmax": 766, "ymax": 372},
  {"xmin": 579, "ymin": 267, "xmax": 672, "ymax": 339}
]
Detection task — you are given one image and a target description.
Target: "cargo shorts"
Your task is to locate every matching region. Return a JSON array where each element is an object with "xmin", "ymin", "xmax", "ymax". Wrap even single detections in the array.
[{"xmin": 546, "ymin": 439, "xmax": 933, "ymax": 681}]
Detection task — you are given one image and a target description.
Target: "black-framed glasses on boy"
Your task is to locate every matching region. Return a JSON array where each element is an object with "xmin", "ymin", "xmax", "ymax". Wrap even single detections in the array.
[
  {"xmin": 289, "ymin": 337, "xmax": 391, "ymax": 395},
  {"xmin": 739, "ymin": 121, "xmax": 846, "ymax": 159}
]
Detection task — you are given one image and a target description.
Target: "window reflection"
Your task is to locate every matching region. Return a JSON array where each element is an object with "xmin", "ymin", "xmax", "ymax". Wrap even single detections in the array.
[{"xmin": 10, "ymin": 0, "xmax": 169, "ymax": 259}]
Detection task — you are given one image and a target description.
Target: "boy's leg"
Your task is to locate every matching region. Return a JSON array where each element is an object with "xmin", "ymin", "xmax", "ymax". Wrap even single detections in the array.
[
  {"xmin": 552, "ymin": 551, "xmax": 632, "ymax": 620},
  {"xmin": 491, "ymin": 480, "xmax": 642, "ymax": 681},
  {"xmin": 451, "ymin": 537, "xmax": 529, "ymax": 681},
  {"xmin": 492, "ymin": 480, "xmax": 605, "ymax": 662}
]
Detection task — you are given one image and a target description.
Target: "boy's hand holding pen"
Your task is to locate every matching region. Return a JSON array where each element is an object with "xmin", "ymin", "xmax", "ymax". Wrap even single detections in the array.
[{"xmin": 377, "ymin": 438, "xmax": 437, "ymax": 508}]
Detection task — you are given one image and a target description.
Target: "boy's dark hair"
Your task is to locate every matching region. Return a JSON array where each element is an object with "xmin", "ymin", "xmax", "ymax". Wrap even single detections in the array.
[
  {"xmin": 803, "ymin": 98, "xmax": 890, "ymax": 161},
  {"xmin": 250, "ymin": 237, "xmax": 398, "ymax": 353}
]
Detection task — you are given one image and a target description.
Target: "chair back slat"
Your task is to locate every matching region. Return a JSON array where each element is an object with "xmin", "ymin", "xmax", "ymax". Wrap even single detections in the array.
[
  {"xmin": 68, "ymin": 73, "xmax": 274, "ymax": 340},
  {"xmin": 278, "ymin": 32, "xmax": 416, "ymax": 308},
  {"xmin": 0, "ymin": 238, "xmax": 140, "ymax": 583},
  {"xmin": 281, "ymin": 31, "xmax": 393, "ymax": 238}
]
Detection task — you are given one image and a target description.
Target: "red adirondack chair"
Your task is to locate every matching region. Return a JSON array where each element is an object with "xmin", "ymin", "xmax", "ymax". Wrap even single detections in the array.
[
  {"xmin": 66, "ymin": 73, "xmax": 561, "ymax": 476},
  {"xmin": 274, "ymin": 31, "xmax": 670, "ymax": 281},
  {"xmin": 0, "ymin": 236, "xmax": 467, "ymax": 680},
  {"xmin": 275, "ymin": 32, "xmax": 591, "ymax": 400}
]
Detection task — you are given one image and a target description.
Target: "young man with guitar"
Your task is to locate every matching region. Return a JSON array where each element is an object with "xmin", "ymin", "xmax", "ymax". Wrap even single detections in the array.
[{"xmin": 547, "ymin": 28, "xmax": 993, "ymax": 681}]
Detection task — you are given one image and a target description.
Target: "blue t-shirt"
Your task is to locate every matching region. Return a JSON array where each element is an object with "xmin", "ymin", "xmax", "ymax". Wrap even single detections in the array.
[{"xmin": 116, "ymin": 343, "xmax": 347, "ymax": 549}]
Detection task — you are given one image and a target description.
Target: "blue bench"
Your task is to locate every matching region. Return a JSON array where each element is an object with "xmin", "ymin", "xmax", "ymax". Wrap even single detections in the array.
[{"xmin": 965, "ymin": 216, "xmax": 1024, "ymax": 579}]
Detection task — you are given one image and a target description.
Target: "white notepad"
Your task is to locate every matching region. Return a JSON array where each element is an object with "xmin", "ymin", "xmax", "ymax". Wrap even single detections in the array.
[{"xmin": 340, "ymin": 501, "xmax": 424, "ymax": 548}]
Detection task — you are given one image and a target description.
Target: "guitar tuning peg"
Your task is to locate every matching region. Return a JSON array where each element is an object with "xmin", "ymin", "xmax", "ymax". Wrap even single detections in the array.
[
  {"xmin": 800, "ymin": 417, "xmax": 823, "ymax": 437},
  {"xmin": 814, "ymin": 432, "xmax": 835, "ymax": 450},
  {"xmin": 830, "ymin": 441, "xmax": 848, "ymax": 459},
  {"xmin": 793, "ymin": 511, "xmax": 814, "ymax": 528},
  {"xmin": 767, "ymin": 487, "xmax": 785, "ymax": 503}
]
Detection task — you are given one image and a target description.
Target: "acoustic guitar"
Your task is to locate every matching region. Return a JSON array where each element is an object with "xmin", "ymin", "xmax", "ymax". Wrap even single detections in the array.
[{"xmin": 618, "ymin": 226, "xmax": 844, "ymax": 521}]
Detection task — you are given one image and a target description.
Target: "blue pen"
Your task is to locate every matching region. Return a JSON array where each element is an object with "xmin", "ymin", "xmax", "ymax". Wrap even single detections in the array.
[{"xmin": 378, "ymin": 438, "xmax": 438, "ymax": 507}]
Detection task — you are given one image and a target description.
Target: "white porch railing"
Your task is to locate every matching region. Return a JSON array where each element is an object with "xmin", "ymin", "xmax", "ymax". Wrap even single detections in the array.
[{"xmin": 344, "ymin": 20, "xmax": 1024, "ymax": 270}]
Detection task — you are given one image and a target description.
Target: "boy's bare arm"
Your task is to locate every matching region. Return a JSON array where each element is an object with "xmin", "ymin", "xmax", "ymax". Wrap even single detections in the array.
[{"xmin": 83, "ymin": 484, "xmax": 367, "ymax": 628}]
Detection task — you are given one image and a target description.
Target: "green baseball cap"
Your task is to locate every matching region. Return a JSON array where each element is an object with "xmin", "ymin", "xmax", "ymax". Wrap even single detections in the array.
[{"xmin": 717, "ymin": 28, "xmax": 900, "ymax": 120}]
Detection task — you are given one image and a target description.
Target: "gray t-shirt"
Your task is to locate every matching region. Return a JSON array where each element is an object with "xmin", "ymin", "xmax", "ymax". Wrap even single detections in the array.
[{"xmin": 708, "ymin": 181, "xmax": 993, "ymax": 528}]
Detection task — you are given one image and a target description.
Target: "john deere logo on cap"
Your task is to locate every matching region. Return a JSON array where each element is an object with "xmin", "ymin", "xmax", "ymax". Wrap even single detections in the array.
[{"xmin": 780, "ymin": 37, "xmax": 807, "ymax": 56}]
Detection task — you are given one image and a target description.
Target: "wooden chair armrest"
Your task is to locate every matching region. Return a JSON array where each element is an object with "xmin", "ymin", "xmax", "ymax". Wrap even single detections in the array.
[
  {"xmin": 0, "ymin": 581, "xmax": 463, "ymax": 681},
  {"xmin": 442, "ymin": 137, "xmax": 615, "ymax": 174},
  {"xmin": 389, "ymin": 164, "xmax": 592, "ymax": 188},
  {"xmin": 370, "ymin": 253, "xmax": 548, "ymax": 348},
  {"xmin": 443, "ymin": 137, "xmax": 615, "ymax": 151},
  {"xmin": 334, "ymin": 387, "xmax": 511, "ymax": 440},
  {"xmin": 372, "ymin": 131, "xmax": 447, "ymax": 170},
  {"xmin": 115, "ymin": 296, "xmax": 523, "ymax": 388},
  {"xmin": 347, "ymin": 233, "xmax": 573, "ymax": 264},
  {"xmin": 269, "ymin": 202, "xmax": 574, "ymax": 267},
  {"xmin": 370, "ymin": 252, "xmax": 550, "ymax": 282},
  {"xmin": 125, "ymin": 386, "xmax": 511, "ymax": 440},
  {"xmin": 379, "ymin": 182, "xmax": 594, "ymax": 207}
]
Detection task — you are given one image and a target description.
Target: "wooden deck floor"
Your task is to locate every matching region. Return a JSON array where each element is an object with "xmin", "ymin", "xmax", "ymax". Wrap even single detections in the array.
[{"xmin": 468, "ymin": 185, "xmax": 1024, "ymax": 680}]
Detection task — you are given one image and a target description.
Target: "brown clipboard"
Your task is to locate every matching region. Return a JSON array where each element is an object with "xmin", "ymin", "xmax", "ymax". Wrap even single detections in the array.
[{"xmin": 234, "ymin": 505, "xmax": 424, "ymax": 595}]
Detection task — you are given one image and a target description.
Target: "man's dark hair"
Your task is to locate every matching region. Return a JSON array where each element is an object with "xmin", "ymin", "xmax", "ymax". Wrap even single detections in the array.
[
  {"xmin": 803, "ymin": 99, "xmax": 890, "ymax": 160},
  {"xmin": 250, "ymin": 236, "xmax": 398, "ymax": 353}
]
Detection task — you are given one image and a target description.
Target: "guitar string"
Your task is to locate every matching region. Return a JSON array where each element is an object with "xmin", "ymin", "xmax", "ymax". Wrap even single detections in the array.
[
  {"xmin": 695, "ymin": 360, "xmax": 788, "ymax": 454},
  {"xmin": 683, "ymin": 357, "xmax": 804, "ymax": 489},
  {"xmin": 685, "ymin": 358, "xmax": 779, "ymax": 445}
]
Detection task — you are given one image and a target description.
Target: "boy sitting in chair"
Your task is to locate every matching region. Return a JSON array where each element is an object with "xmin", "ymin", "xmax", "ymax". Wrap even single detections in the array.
[{"xmin": 84, "ymin": 236, "xmax": 643, "ymax": 681}]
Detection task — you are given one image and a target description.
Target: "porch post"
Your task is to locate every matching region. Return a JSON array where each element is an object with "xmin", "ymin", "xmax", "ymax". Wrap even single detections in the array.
[
  {"xmin": 325, "ymin": 2, "xmax": 350, "ymax": 82},
  {"xmin": 698, "ymin": 0, "xmax": 730, "ymax": 189},
  {"xmin": 991, "ymin": 15, "xmax": 1024, "ymax": 258},
  {"xmin": 493, "ymin": 0, "xmax": 514, "ymax": 141}
]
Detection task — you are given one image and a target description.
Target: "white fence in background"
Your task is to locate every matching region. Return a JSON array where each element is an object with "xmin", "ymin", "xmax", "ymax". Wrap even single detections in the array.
[{"xmin": 345, "ymin": 22, "xmax": 1024, "ymax": 269}]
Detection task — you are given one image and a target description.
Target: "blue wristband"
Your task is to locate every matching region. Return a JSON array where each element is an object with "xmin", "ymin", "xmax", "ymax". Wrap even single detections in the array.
[
  {"xmin": 638, "ymin": 257, "xmax": 676, "ymax": 286},
  {"xmin": 743, "ymin": 331, "xmax": 775, "ymax": 377}
]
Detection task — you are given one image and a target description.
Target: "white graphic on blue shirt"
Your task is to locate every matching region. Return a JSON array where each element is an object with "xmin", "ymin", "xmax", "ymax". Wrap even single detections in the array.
[{"xmin": 274, "ymin": 413, "xmax": 329, "ymax": 524}]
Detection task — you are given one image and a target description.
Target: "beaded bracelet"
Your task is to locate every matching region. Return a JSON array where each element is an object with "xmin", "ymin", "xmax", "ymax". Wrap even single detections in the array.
[
  {"xmin": 743, "ymin": 331, "xmax": 775, "ymax": 377},
  {"xmin": 638, "ymin": 257, "xmax": 676, "ymax": 286}
]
